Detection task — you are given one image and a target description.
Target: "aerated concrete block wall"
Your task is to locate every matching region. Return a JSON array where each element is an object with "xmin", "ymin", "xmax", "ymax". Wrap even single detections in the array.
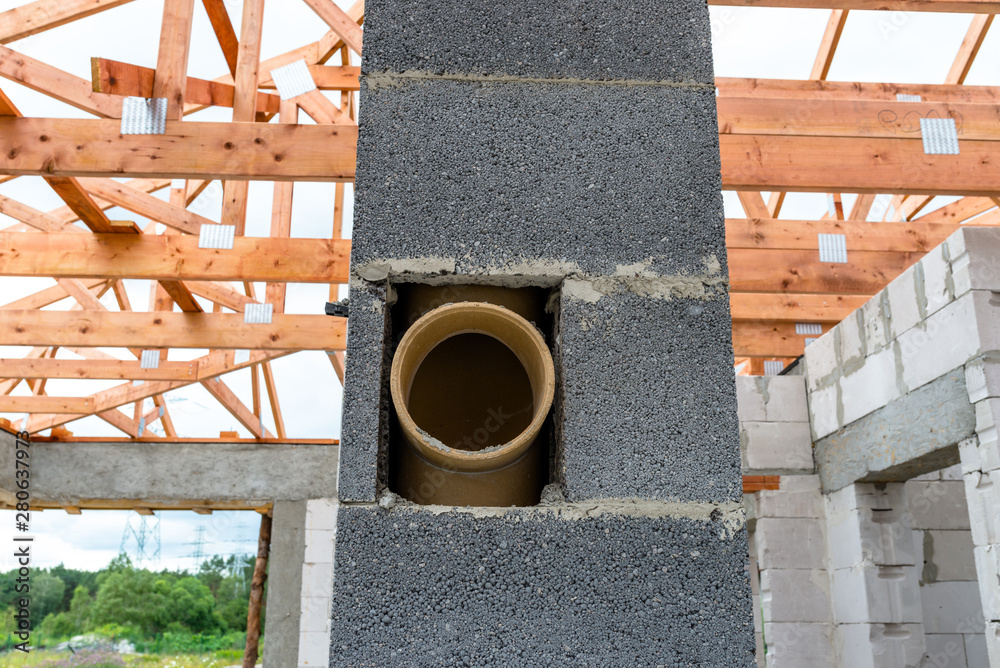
[
  {"xmin": 739, "ymin": 365, "xmax": 991, "ymax": 666},
  {"xmin": 803, "ymin": 228, "xmax": 1000, "ymax": 491},
  {"xmin": 794, "ymin": 227, "xmax": 1000, "ymax": 666},
  {"xmin": 908, "ymin": 467, "xmax": 988, "ymax": 667},
  {"xmin": 737, "ymin": 375, "xmax": 813, "ymax": 475},
  {"xmin": 737, "ymin": 375, "xmax": 838, "ymax": 667},
  {"xmin": 331, "ymin": 1, "xmax": 754, "ymax": 664},
  {"xmin": 825, "ymin": 483, "xmax": 927, "ymax": 667}
]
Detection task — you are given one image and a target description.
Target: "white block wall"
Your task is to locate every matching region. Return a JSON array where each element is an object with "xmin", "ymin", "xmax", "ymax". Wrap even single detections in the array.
[
  {"xmin": 751, "ymin": 470, "xmax": 991, "ymax": 668},
  {"xmin": 754, "ymin": 476, "xmax": 837, "ymax": 667},
  {"xmin": 803, "ymin": 228, "xmax": 1000, "ymax": 442},
  {"xmin": 739, "ymin": 229, "xmax": 1000, "ymax": 667},
  {"xmin": 908, "ymin": 468, "xmax": 987, "ymax": 667},
  {"xmin": 950, "ymin": 227, "xmax": 1000, "ymax": 666},
  {"xmin": 737, "ymin": 376, "xmax": 813, "ymax": 474},
  {"xmin": 298, "ymin": 498, "xmax": 338, "ymax": 668},
  {"xmin": 826, "ymin": 483, "xmax": 926, "ymax": 666}
]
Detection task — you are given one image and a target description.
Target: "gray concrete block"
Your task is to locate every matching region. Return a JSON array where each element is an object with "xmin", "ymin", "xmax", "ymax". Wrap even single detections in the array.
[
  {"xmin": 361, "ymin": 0, "xmax": 715, "ymax": 84},
  {"xmin": 329, "ymin": 504, "xmax": 754, "ymax": 667},
  {"xmin": 338, "ymin": 281, "xmax": 390, "ymax": 503},
  {"xmin": 352, "ymin": 79, "xmax": 724, "ymax": 279},
  {"xmin": 559, "ymin": 291, "xmax": 741, "ymax": 502},
  {"xmin": 814, "ymin": 371, "xmax": 974, "ymax": 492}
]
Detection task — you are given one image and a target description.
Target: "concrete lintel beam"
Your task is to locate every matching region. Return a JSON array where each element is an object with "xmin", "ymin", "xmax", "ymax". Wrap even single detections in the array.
[
  {"xmin": 0, "ymin": 430, "xmax": 338, "ymax": 508},
  {"xmin": 814, "ymin": 371, "xmax": 975, "ymax": 492}
]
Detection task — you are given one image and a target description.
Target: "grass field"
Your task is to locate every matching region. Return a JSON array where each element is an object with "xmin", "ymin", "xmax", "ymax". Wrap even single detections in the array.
[{"xmin": 0, "ymin": 649, "xmax": 255, "ymax": 668}]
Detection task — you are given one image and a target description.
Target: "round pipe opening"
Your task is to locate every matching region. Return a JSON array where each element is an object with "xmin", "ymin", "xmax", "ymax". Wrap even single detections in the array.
[
  {"xmin": 390, "ymin": 302, "xmax": 555, "ymax": 475},
  {"xmin": 406, "ymin": 332, "xmax": 534, "ymax": 452}
]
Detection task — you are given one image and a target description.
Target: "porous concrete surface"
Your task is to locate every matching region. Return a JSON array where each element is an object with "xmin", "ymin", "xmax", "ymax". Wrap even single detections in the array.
[
  {"xmin": 0, "ymin": 431, "xmax": 338, "ymax": 505},
  {"xmin": 360, "ymin": 0, "xmax": 715, "ymax": 84},
  {"xmin": 263, "ymin": 500, "xmax": 306, "ymax": 668},
  {"xmin": 352, "ymin": 79, "xmax": 724, "ymax": 279},
  {"xmin": 559, "ymin": 291, "xmax": 742, "ymax": 502},
  {"xmin": 813, "ymin": 371, "xmax": 975, "ymax": 492},
  {"xmin": 338, "ymin": 280, "xmax": 390, "ymax": 503},
  {"xmin": 329, "ymin": 504, "xmax": 754, "ymax": 667}
]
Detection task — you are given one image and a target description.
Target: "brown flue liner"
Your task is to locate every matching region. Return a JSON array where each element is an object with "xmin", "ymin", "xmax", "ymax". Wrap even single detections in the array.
[{"xmin": 390, "ymin": 302, "xmax": 555, "ymax": 507}]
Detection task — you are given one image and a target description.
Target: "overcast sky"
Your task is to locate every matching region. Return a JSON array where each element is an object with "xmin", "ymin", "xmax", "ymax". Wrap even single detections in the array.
[{"xmin": 0, "ymin": 1, "xmax": 996, "ymax": 572}]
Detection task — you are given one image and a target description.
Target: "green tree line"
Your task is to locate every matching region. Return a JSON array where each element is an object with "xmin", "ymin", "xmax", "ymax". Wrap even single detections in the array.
[{"xmin": 0, "ymin": 553, "xmax": 258, "ymax": 641}]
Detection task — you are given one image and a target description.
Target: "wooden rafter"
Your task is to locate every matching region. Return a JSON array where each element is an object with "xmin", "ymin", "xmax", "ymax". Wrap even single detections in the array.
[
  {"xmin": 715, "ymin": 77, "xmax": 1000, "ymax": 103},
  {"xmin": 730, "ymin": 293, "xmax": 867, "ymax": 322},
  {"xmin": 915, "ymin": 196, "xmax": 998, "ymax": 223},
  {"xmin": 258, "ymin": 65, "xmax": 360, "ymax": 91},
  {"xmin": 261, "ymin": 363, "xmax": 286, "ymax": 439},
  {"xmin": 51, "ymin": 178, "xmax": 171, "ymax": 226},
  {"xmin": 945, "ymin": 14, "xmax": 994, "ymax": 84},
  {"xmin": 91, "ymin": 57, "xmax": 282, "ymax": 115},
  {"xmin": 725, "ymin": 217, "xmax": 986, "ymax": 252},
  {"xmin": 0, "ymin": 0, "xmax": 138, "ymax": 44},
  {"xmin": 153, "ymin": 395, "xmax": 177, "ymax": 438},
  {"xmin": 77, "ymin": 178, "xmax": 216, "ymax": 235},
  {"xmin": 733, "ymin": 321, "xmax": 836, "ymax": 358},
  {"xmin": 264, "ymin": 100, "xmax": 298, "ymax": 313},
  {"xmin": 202, "ymin": 376, "xmax": 274, "ymax": 439},
  {"xmin": 736, "ymin": 192, "xmax": 770, "ymax": 219},
  {"xmin": 153, "ymin": 0, "xmax": 196, "ymax": 120},
  {"xmin": 809, "ymin": 10, "xmax": 848, "ymax": 80},
  {"xmin": 0, "ymin": 358, "xmax": 200, "ymax": 381},
  {"xmin": 2, "ymin": 279, "xmax": 106, "ymax": 311},
  {"xmin": 721, "ymin": 134, "xmax": 1000, "ymax": 195},
  {"xmin": 202, "ymin": 0, "xmax": 239, "ymax": 78},
  {"xmin": 24, "ymin": 350, "xmax": 292, "ymax": 434},
  {"xmin": 0, "ymin": 45, "xmax": 122, "ymax": 117},
  {"xmin": 0, "ymin": 311, "xmax": 346, "ymax": 350},
  {"xmin": 5, "ymin": 114, "xmax": 999, "ymax": 194},
  {"xmin": 0, "ymin": 117, "xmax": 357, "ymax": 181},
  {"xmin": 301, "ymin": 0, "xmax": 365, "ymax": 55},
  {"xmin": 729, "ymin": 249, "xmax": 919, "ymax": 294},
  {"xmin": 0, "ymin": 86, "xmax": 203, "ymax": 317},
  {"xmin": 0, "ymin": 195, "xmax": 65, "ymax": 232},
  {"xmin": 717, "ymin": 97, "xmax": 1000, "ymax": 141},
  {"xmin": 221, "ymin": 0, "xmax": 265, "ymax": 235}
]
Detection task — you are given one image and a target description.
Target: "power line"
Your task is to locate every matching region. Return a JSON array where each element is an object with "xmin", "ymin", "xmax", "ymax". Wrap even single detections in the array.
[{"xmin": 120, "ymin": 513, "xmax": 161, "ymax": 567}]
